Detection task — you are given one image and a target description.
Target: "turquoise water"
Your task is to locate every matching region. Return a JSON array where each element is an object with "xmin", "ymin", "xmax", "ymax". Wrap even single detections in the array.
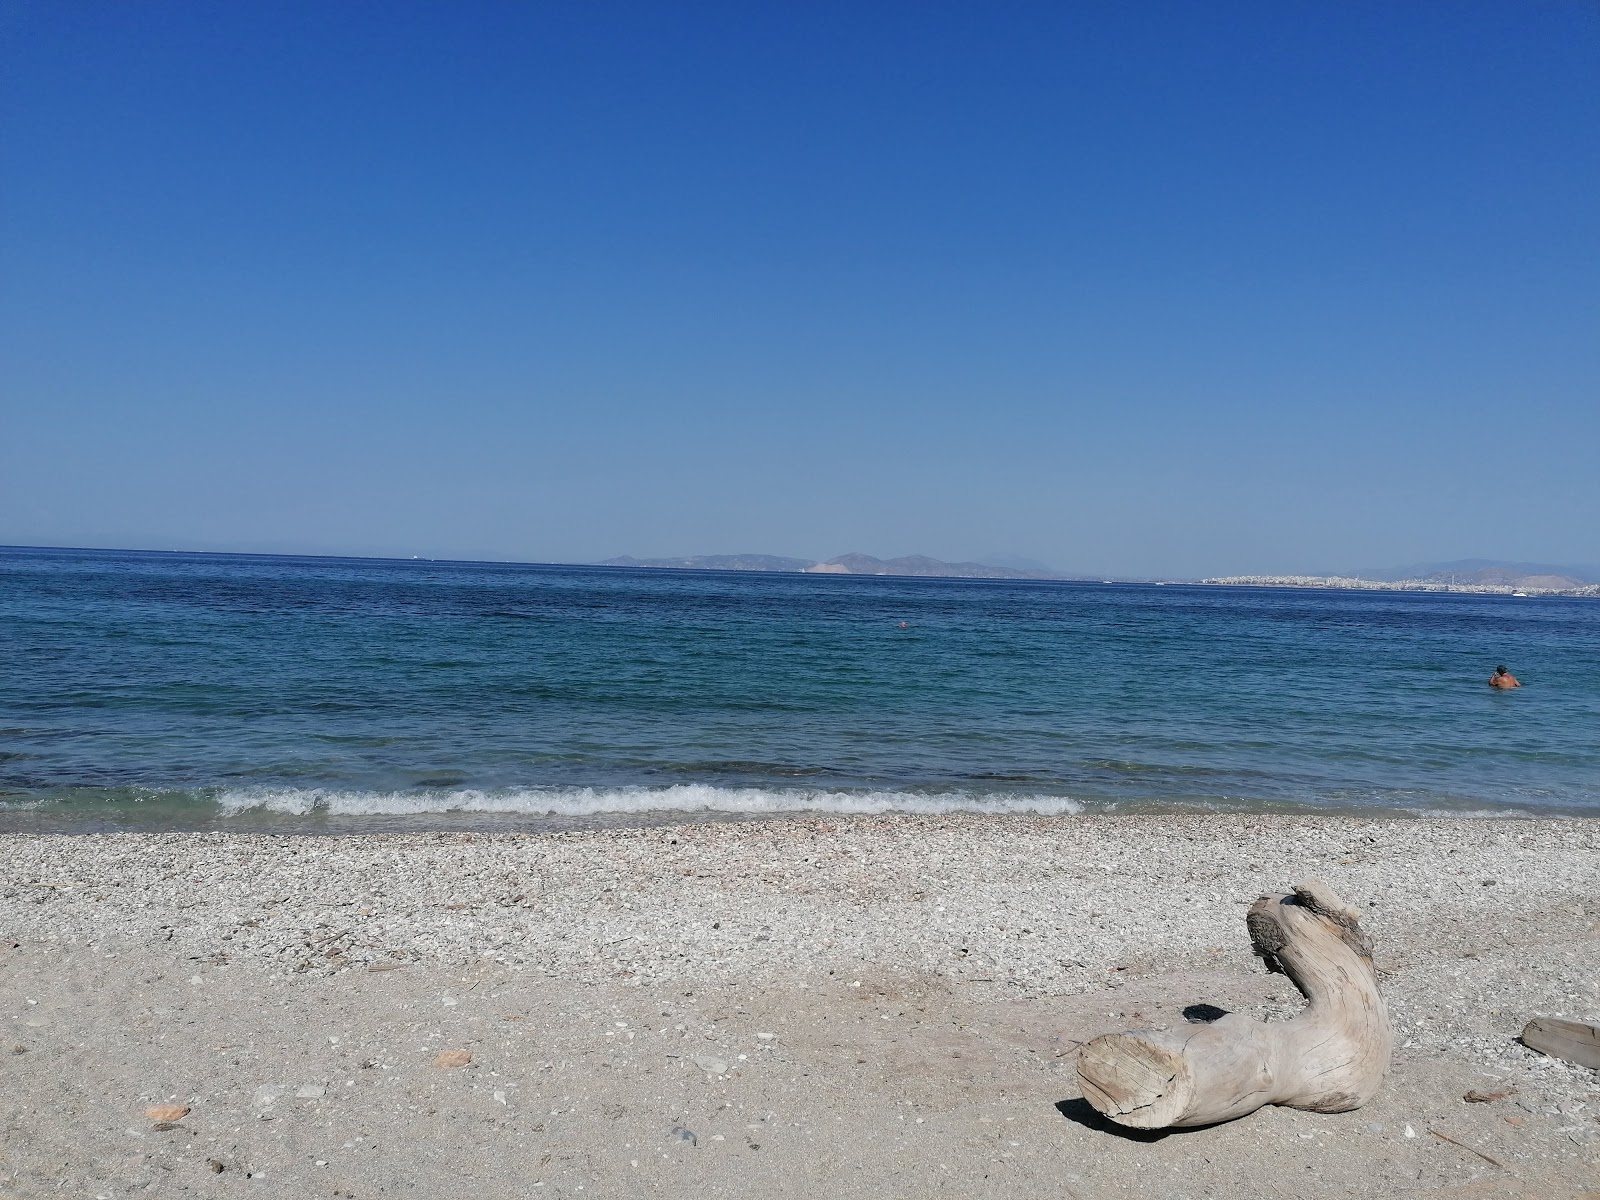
[{"xmin": 2, "ymin": 546, "xmax": 1597, "ymax": 829}]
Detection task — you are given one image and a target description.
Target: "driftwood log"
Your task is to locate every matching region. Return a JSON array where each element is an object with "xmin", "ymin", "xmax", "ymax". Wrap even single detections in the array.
[
  {"xmin": 1520, "ymin": 1018, "xmax": 1600, "ymax": 1070},
  {"xmin": 1077, "ymin": 880, "xmax": 1391, "ymax": 1129}
]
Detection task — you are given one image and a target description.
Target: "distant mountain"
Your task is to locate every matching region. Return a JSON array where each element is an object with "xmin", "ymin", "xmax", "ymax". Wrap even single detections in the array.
[
  {"xmin": 1351, "ymin": 559, "xmax": 1600, "ymax": 589},
  {"xmin": 598, "ymin": 551, "xmax": 1071, "ymax": 581}
]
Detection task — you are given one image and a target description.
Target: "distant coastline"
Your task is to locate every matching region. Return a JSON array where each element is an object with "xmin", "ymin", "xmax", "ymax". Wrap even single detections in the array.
[
  {"xmin": 1200, "ymin": 574, "xmax": 1600, "ymax": 597},
  {"xmin": 597, "ymin": 552, "xmax": 1600, "ymax": 595},
  {"xmin": 7, "ymin": 544, "xmax": 1597, "ymax": 596},
  {"xmin": 597, "ymin": 551, "xmax": 1078, "ymax": 582}
]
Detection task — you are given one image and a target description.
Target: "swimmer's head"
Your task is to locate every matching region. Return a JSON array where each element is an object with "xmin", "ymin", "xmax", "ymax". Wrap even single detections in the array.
[{"xmin": 1495, "ymin": 665, "xmax": 1508, "ymax": 674}]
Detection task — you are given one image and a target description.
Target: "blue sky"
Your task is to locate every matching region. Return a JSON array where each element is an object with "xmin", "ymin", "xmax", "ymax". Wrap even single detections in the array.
[{"xmin": 2, "ymin": 1, "xmax": 1596, "ymax": 577}]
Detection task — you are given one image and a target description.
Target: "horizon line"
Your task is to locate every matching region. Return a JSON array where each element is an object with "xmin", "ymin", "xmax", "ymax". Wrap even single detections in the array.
[{"xmin": 0, "ymin": 542, "xmax": 1172, "ymax": 582}]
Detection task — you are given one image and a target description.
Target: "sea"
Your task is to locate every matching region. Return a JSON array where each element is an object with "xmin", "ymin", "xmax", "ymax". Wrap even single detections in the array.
[{"xmin": 2, "ymin": 545, "xmax": 1597, "ymax": 832}]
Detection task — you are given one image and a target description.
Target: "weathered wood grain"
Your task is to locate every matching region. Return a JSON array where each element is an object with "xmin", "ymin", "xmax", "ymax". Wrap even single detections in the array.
[
  {"xmin": 1076, "ymin": 880, "xmax": 1392, "ymax": 1129},
  {"xmin": 1520, "ymin": 1018, "xmax": 1600, "ymax": 1070}
]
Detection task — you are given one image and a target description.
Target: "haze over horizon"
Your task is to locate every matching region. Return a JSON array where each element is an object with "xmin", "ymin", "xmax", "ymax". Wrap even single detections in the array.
[{"xmin": 3, "ymin": 3, "xmax": 1596, "ymax": 579}]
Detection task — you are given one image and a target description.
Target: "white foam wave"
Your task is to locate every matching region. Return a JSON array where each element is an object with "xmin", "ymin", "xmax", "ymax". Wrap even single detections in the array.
[{"xmin": 213, "ymin": 784, "xmax": 1085, "ymax": 819}]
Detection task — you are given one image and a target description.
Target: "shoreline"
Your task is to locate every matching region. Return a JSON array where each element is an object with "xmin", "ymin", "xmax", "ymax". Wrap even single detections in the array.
[
  {"xmin": 5, "ymin": 794, "xmax": 1599, "ymax": 836},
  {"xmin": 4, "ymin": 814, "xmax": 1597, "ymax": 1196}
]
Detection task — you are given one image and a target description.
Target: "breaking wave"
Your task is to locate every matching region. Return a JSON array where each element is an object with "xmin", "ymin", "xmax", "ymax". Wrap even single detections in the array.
[{"xmin": 213, "ymin": 784, "xmax": 1087, "ymax": 819}]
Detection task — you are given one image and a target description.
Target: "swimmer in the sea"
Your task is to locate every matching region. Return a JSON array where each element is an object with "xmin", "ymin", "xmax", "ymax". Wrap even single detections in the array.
[{"xmin": 1489, "ymin": 665, "xmax": 1521, "ymax": 689}]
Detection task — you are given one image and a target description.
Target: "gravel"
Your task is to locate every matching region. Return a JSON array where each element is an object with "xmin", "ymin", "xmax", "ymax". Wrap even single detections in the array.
[{"xmin": 2, "ymin": 814, "xmax": 1596, "ymax": 1198}]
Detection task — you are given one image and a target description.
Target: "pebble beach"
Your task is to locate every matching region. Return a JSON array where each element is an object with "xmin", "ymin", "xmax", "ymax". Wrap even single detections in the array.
[{"xmin": 3, "ymin": 814, "xmax": 1597, "ymax": 1198}]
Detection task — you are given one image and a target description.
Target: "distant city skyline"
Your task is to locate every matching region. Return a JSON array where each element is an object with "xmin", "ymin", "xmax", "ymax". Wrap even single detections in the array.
[{"xmin": 3, "ymin": 3, "xmax": 1596, "ymax": 578}]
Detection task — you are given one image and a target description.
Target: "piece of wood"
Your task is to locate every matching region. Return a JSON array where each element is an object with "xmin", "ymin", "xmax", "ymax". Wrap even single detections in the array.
[
  {"xmin": 1076, "ymin": 880, "xmax": 1391, "ymax": 1129},
  {"xmin": 1520, "ymin": 1018, "xmax": 1600, "ymax": 1070},
  {"xmin": 1428, "ymin": 1128, "xmax": 1504, "ymax": 1169}
]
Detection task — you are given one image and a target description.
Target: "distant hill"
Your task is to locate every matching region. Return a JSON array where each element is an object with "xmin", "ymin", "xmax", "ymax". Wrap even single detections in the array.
[
  {"xmin": 979, "ymin": 553, "xmax": 1059, "ymax": 574},
  {"xmin": 598, "ymin": 552, "xmax": 1070, "ymax": 581}
]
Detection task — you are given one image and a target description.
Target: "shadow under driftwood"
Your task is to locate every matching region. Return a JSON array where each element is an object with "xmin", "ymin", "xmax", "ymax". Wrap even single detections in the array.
[{"xmin": 1053, "ymin": 1097, "xmax": 1201, "ymax": 1143}]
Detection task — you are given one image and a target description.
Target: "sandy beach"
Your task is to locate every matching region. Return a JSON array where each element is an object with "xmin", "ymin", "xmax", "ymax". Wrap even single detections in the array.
[{"xmin": 2, "ymin": 815, "xmax": 1597, "ymax": 1198}]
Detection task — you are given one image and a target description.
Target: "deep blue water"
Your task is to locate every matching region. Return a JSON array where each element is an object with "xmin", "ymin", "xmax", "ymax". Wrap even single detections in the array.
[{"xmin": 2, "ymin": 546, "xmax": 1597, "ymax": 829}]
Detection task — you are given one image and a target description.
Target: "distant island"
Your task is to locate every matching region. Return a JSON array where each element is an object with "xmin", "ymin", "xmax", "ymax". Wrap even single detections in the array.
[
  {"xmin": 597, "ymin": 552, "xmax": 1075, "ymax": 581},
  {"xmin": 596, "ymin": 553, "xmax": 1600, "ymax": 595}
]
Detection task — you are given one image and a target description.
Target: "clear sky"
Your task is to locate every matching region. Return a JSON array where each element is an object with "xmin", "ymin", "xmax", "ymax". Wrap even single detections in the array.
[{"xmin": 2, "ymin": 1, "xmax": 1596, "ymax": 577}]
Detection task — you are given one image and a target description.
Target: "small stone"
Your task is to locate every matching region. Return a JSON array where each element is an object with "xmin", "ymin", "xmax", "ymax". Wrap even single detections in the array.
[
  {"xmin": 295, "ymin": 1084, "xmax": 325, "ymax": 1099},
  {"xmin": 670, "ymin": 1126, "xmax": 698, "ymax": 1147},
  {"xmin": 692, "ymin": 1055, "xmax": 727, "ymax": 1075},
  {"xmin": 755, "ymin": 1032, "xmax": 776, "ymax": 1041},
  {"xmin": 1464, "ymin": 1088, "xmax": 1514, "ymax": 1103},
  {"xmin": 206, "ymin": 1159, "xmax": 225, "ymax": 1173},
  {"xmin": 144, "ymin": 1104, "xmax": 190, "ymax": 1122},
  {"xmin": 1403, "ymin": 1124, "xmax": 1416, "ymax": 1138},
  {"xmin": 433, "ymin": 1049, "xmax": 472, "ymax": 1068},
  {"xmin": 252, "ymin": 1085, "xmax": 283, "ymax": 1109}
]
